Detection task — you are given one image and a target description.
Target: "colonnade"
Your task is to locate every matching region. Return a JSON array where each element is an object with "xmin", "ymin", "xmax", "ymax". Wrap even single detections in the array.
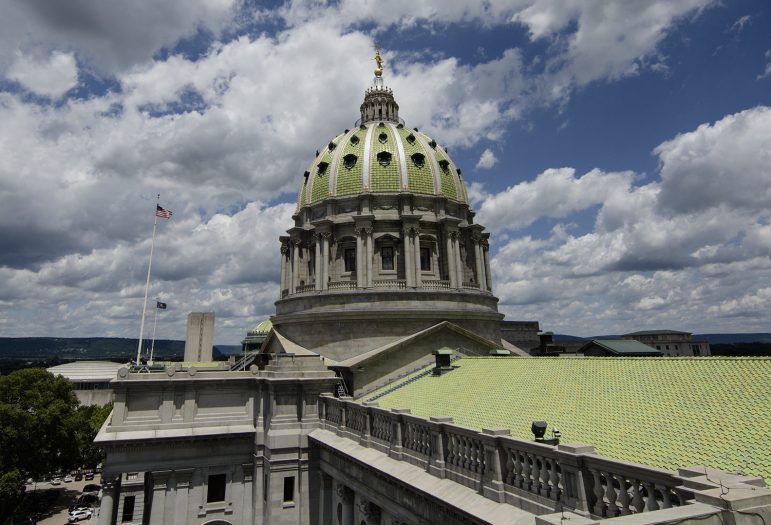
[
  {"xmin": 279, "ymin": 225, "xmax": 492, "ymax": 296},
  {"xmin": 318, "ymin": 475, "xmax": 408, "ymax": 525}
]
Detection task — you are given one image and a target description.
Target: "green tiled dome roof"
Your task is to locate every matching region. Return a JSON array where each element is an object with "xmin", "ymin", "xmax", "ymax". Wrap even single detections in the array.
[
  {"xmin": 247, "ymin": 319, "xmax": 272, "ymax": 336},
  {"xmin": 297, "ymin": 122, "xmax": 468, "ymax": 208}
]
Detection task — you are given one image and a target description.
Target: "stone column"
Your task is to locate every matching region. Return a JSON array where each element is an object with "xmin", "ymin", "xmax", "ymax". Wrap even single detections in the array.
[
  {"xmin": 366, "ymin": 228, "xmax": 374, "ymax": 288},
  {"xmin": 318, "ymin": 472, "xmax": 333, "ymax": 525},
  {"xmin": 356, "ymin": 228, "xmax": 364, "ymax": 288},
  {"xmin": 472, "ymin": 234, "xmax": 484, "ymax": 289},
  {"xmin": 358, "ymin": 498, "xmax": 382, "ymax": 525},
  {"xmin": 413, "ymin": 230, "xmax": 422, "ymax": 287},
  {"xmin": 445, "ymin": 231, "xmax": 457, "ymax": 288},
  {"xmin": 483, "ymin": 240, "xmax": 492, "ymax": 292},
  {"xmin": 403, "ymin": 228, "xmax": 414, "ymax": 288},
  {"xmin": 315, "ymin": 235, "xmax": 323, "ymax": 291},
  {"xmin": 337, "ymin": 483, "xmax": 354, "ymax": 525},
  {"xmin": 149, "ymin": 471, "xmax": 171, "ymax": 524},
  {"xmin": 321, "ymin": 233, "xmax": 331, "ymax": 290},
  {"xmin": 291, "ymin": 240, "xmax": 300, "ymax": 294},
  {"xmin": 98, "ymin": 475, "xmax": 119, "ymax": 525},
  {"xmin": 173, "ymin": 470, "xmax": 193, "ymax": 525},
  {"xmin": 453, "ymin": 233, "xmax": 464, "ymax": 288},
  {"xmin": 280, "ymin": 242, "xmax": 289, "ymax": 294}
]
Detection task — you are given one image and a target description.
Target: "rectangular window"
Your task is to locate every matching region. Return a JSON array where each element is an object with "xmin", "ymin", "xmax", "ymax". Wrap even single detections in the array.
[
  {"xmin": 283, "ymin": 476, "xmax": 295, "ymax": 503},
  {"xmin": 381, "ymin": 246, "xmax": 394, "ymax": 270},
  {"xmin": 207, "ymin": 474, "xmax": 226, "ymax": 503},
  {"xmin": 121, "ymin": 495, "xmax": 135, "ymax": 522},
  {"xmin": 344, "ymin": 248, "xmax": 356, "ymax": 272},
  {"xmin": 126, "ymin": 473, "xmax": 138, "ymax": 480},
  {"xmin": 420, "ymin": 247, "xmax": 431, "ymax": 271}
]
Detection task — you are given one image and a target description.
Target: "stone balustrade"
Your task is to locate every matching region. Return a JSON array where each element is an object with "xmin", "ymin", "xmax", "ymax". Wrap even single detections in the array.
[
  {"xmin": 327, "ymin": 280, "xmax": 357, "ymax": 290},
  {"xmin": 282, "ymin": 278, "xmax": 491, "ymax": 295},
  {"xmin": 317, "ymin": 395, "xmax": 771, "ymax": 524}
]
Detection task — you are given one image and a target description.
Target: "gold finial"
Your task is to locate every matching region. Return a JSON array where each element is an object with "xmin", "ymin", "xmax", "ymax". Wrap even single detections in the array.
[{"xmin": 374, "ymin": 47, "xmax": 384, "ymax": 77}]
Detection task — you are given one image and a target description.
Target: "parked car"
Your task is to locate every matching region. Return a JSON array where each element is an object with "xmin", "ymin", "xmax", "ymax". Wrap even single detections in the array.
[
  {"xmin": 63, "ymin": 475, "xmax": 74, "ymax": 483},
  {"xmin": 84, "ymin": 472, "xmax": 94, "ymax": 481},
  {"xmin": 82, "ymin": 484, "xmax": 101, "ymax": 494},
  {"xmin": 50, "ymin": 478, "xmax": 61, "ymax": 486},
  {"xmin": 68, "ymin": 509, "xmax": 92, "ymax": 522},
  {"xmin": 74, "ymin": 473, "xmax": 83, "ymax": 481}
]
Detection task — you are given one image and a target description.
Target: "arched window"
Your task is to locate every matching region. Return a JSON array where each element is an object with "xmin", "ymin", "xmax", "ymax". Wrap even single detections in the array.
[
  {"xmin": 381, "ymin": 246, "xmax": 394, "ymax": 270},
  {"xmin": 411, "ymin": 153, "xmax": 425, "ymax": 168},
  {"xmin": 377, "ymin": 151, "xmax": 391, "ymax": 167},
  {"xmin": 438, "ymin": 159, "xmax": 449, "ymax": 172},
  {"xmin": 343, "ymin": 154, "xmax": 357, "ymax": 170}
]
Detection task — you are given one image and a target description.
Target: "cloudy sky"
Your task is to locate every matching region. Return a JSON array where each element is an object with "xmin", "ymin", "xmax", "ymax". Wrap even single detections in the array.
[{"xmin": 1, "ymin": 0, "xmax": 770, "ymax": 344}]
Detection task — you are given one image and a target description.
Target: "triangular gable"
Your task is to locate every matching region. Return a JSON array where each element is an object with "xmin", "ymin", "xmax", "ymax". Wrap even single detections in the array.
[{"xmin": 261, "ymin": 328, "xmax": 320, "ymax": 357}]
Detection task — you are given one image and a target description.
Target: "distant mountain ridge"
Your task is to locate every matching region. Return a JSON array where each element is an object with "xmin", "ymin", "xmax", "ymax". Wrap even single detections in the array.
[{"xmin": 0, "ymin": 337, "xmax": 241, "ymax": 363}]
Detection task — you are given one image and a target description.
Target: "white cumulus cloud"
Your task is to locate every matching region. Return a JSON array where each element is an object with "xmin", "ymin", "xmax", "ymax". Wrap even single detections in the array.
[
  {"xmin": 476, "ymin": 148, "xmax": 498, "ymax": 169},
  {"xmin": 6, "ymin": 51, "xmax": 78, "ymax": 98}
]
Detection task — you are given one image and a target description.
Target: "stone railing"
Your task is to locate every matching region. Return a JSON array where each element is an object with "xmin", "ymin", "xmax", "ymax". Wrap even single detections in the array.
[
  {"xmin": 316, "ymin": 396, "xmax": 771, "ymax": 523},
  {"xmin": 462, "ymin": 281, "xmax": 479, "ymax": 289},
  {"xmin": 422, "ymin": 279, "xmax": 451, "ymax": 290},
  {"xmin": 296, "ymin": 283, "xmax": 316, "ymax": 293},
  {"xmin": 373, "ymin": 279, "xmax": 407, "ymax": 289},
  {"xmin": 327, "ymin": 280, "xmax": 357, "ymax": 290},
  {"xmin": 281, "ymin": 288, "xmax": 289, "ymax": 298}
]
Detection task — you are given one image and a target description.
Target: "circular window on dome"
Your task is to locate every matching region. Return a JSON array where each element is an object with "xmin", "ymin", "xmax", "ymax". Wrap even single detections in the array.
[
  {"xmin": 378, "ymin": 132, "xmax": 387, "ymax": 144},
  {"xmin": 406, "ymin": 133, "xmax": 416, "ymax": 145},
  {"xmin": 411, "ymin": 153, "xmax": 425, "ymax": 168},
  {"xmin": 343, "ymin": 154, "xmax": 358, "ymax": 170},
  {"xmin": 377, "ymin": 151, "xmax": 392, "ymax": 167},
  {"xmin": 350, "ymin": 135, "xmax": 360, "ymax": 146}
]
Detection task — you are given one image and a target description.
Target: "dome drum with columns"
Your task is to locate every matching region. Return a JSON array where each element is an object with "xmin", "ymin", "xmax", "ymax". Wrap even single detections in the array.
[{"xmin": 272, "ymin": 63, "xmax": 503, "ymax": 362}]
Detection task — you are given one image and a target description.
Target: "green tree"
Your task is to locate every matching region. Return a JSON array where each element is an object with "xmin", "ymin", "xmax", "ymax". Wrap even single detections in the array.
[{"xmin": 0, "ymin": 368, "xmax": 107, "ymax": 519}]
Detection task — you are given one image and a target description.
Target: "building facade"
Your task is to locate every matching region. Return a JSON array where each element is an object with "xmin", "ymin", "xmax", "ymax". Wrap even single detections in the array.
[{"xmin": 622, "ymin": 330, "xmax": 711, "ymax": 356}]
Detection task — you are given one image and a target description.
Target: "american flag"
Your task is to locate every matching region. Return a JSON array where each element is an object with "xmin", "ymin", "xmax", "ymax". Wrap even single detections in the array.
[
  {"xmin": 156, "ymin": 205, "xmax": 172, "ymax": 219},
  {"xmin": 156, "ymin": 301, "xmax": 167, "ymax": 310}
]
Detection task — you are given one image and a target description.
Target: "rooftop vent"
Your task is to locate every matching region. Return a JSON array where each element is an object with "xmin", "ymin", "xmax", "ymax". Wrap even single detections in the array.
[{"xmin": 432, "ymin": 349, "xmax": 454, "ymax": 375}]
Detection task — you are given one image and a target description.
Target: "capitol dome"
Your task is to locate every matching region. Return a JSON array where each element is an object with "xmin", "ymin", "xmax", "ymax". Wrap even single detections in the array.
[
  {"xmin": 272, "ymin": 56, "xmax": 503, "ymax": 363},
  {"xmin": 297, "ymin": 88, "xmax": 469, "ymax": 207}
]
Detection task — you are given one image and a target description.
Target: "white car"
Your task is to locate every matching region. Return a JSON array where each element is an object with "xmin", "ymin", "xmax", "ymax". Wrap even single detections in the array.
[
  {"xmin": 50, "ymin": 478, "xmax": 62, "ymax": 485},
  {"xmin": 63, "ymin": 475, "xmax": 74, "ymax": 483},
  {"xmin": 68, "ymin": 509, "xmax": 92, "ymax": 522}
]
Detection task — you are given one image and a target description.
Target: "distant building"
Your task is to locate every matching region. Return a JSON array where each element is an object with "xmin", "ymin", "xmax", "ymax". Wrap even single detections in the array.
[
  {"xmin": 500, "ymin": 320, "xmax": 540, "ymax": 352},
  {"xmin": 240, "ymin": 318, "xmax": 272, "ymax": 354},
  {"xmin": 47, "ymin": 360, "xmax": 124, "ymax": 405},
  {"xmin": 580, "ymin": 339, "xmax": 664, "ymax": 357},
  {"xmin": 623, "ymin": 329, "xmax": 711, "ymax": 356},
  {"xmin": 184, "ymin": 312, "xmax": 215, "ymax": 362}
]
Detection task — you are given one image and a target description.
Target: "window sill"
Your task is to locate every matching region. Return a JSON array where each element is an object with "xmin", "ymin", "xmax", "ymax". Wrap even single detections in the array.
[{"xmin": 282, "ymin": 501, "xmax": 296, "ymax": 509}]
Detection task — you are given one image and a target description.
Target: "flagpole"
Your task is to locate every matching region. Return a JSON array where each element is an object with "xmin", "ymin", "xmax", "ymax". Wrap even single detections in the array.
[
  {"xmin": 149, "ymin": 303, "xmax": 159, "ymax": 365},
  {"xmin": 136, "ymin": 194, "xmax": 160, "ymax": 366}
]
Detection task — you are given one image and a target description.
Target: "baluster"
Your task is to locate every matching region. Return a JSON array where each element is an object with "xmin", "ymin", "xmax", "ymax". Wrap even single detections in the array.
[
  {"xmin": 447, "ymin": 435, "xmax": 456, "ymax": 466},
  {"xmin": 630, "ymin": 479, "xmax": 644, "ymax": 513},
  {"xmin": 548, "ymin": 459, "xmax": 560, "ymax": 500},
  {"xmin": 615, "ymin": 474, "xmax": 630, "ymax": 515},
  {"xmin": 592, "ymin": 470, "xmax": 606, "ymax": 516},
  {"xmin": 645, "ymin": 482, "xmax": 660, "ymax": 512},
  {"xmin": 539, "ymin": 458, "xmax": 550, "ymax": 497},
  {"xmin": 659, "ymin": 484, "xmax": 672, "ymax": 509},
  {"xmin": 522, "ymin": 453, "xmax": 533, "ymax": 492},
  {"xmin": 604, "ymin": 471, "xmax": 619, "ymax": 517},
  {"xmin": 504, "ymin": 450, "xmax": 514, "ymax": 485},
  {"xmin": 514, "ymin": 452, "xmax": 523, "ymax": 488}
]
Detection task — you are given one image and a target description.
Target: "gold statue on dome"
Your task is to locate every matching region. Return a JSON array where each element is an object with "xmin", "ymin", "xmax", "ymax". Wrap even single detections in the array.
[{"xmin": 374, "ymin": 47, "xmax": 384, "ymax": 77}]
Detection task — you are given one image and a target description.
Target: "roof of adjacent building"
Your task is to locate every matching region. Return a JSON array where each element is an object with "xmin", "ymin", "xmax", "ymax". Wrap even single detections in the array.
[
  {"xmin": 297, "ymin": 122, "xmax": 469, "ymax": 208},
  {"xmin": 374, "ymin": 356, "xmax": 771, "ymax": 485},
  {"xmin": 624, "ymin": 329, "xmax": 692, "ymax": 336},
  {"xmin": 581, "ymin": 339, "xmax": 663, "ymax": 355},
  {"xmin": 247, "ymin": 319, "xmax": 273, "ymax": 336},
  {"xmin": 47, "ymin": 360, "xmax": 125, "ymax": 382}
]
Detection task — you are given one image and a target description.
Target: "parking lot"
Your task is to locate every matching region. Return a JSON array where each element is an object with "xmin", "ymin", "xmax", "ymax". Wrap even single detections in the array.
[{"xmin": 19, "ymin": 474, "xmax": 101, "ymax": 525}]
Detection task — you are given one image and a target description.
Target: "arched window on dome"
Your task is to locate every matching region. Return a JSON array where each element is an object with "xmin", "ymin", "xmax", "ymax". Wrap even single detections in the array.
[
  {"xmin": 411, "ymin": 152, "xmax": 425, "ymax": 168},
  {"xmin": 377, "ymin": 151, "xmax": 392, "ymax": 167},
  {"xmin": 317, "ymin": 162, "xmax": 328, "ymax": 176},
  {"xmin": 343, "ymin": 154, "xmax": 357, "ymax": 170},
  {"xmin": 438, "ymin": 159, "xmax": 450, "ymax": 172}
]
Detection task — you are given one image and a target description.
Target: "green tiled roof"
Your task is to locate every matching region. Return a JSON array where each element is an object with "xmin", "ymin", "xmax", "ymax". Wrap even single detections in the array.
[
  {"xmin": 247, "ymin": 318, "xmax": 273, "ymax": 335},
  {"xmin": 585, "ymin": 339, "xmax": 663, "ymax": 355},
  {"xmin": 370, "ymin": 125, "xmax": 400, "ymax": 193},
  {"xmin": 376, "ymin": 357, "xmax": 771, "ymax": 485},
  {"xmin": 297, "ymin": 122, "xmax": 469, "ymax": 207}
]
